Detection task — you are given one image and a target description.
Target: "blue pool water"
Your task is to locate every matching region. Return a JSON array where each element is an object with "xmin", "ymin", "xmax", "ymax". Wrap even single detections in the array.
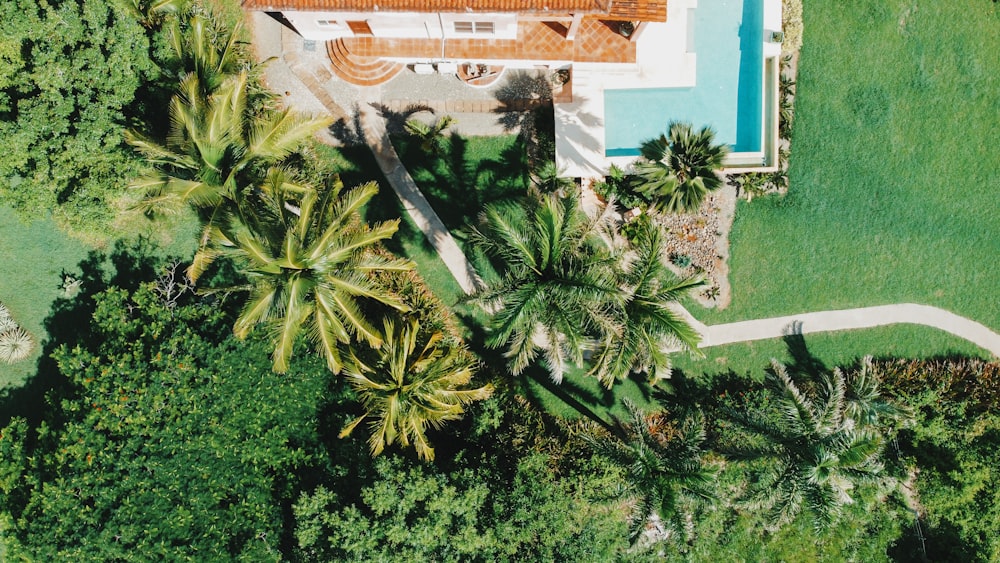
[{"xmin": 604, "ymin": 0, "xmax": 764, "ymax": 156}]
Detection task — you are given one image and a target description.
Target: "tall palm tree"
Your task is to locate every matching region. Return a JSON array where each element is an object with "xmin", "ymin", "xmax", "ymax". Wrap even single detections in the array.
[
  {"xmin": 204, "ymin": 177, "xmax": 412, "ymax": 374},
  {"xmin": 632, "ymin": 121, "xmax": 729, "ymax": 214},
  {"xmin": 727, "ymin": 360, "xmax": 894, "ymax": 531},
  {"xmin": 126, "ymin": 72, "xmax": 331, "ymax": 217},
  {"xmin": 403, "ymin": 115, "xmax": 455, "ymax": 156},
  {"xmin": 126, "ymin": 72, "xmax": 332, "ymax": 282},
  {"xmin": 587, "ymin": 400, "xmax": 716, "ymax": 542},
  {"xmin": 589, "ymin": 222, "xmax": 704, "ymax": 388},
  {"xmin": 469, "ymin": 191, "xmax": 623, "ymax": 382},
  {"xmin": 339, "ymin": 318, "xmax": 493, "ymax": 461}
]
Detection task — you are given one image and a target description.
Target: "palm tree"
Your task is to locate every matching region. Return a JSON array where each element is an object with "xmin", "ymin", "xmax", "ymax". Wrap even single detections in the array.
[
  {"xmin": 531, "ymin": 161, "xmax": 575, "ymax": 194},
  {"xmin": 404, "ymin": 115, "xmax": 455, "ymax": 156},
  {"xmin": 165, "ymin": 12, "xmax": 247, "ymax": 95},
  {"xmin": 587, "ymin": 400, "xmax": 716, "ymax": 542},
  {"xmin": 727, "ymin": 360, "xmax": 895, "ymax": 531},
  {"xmin": 120, "ymin": 0, "xmax": 187, "ymax": 28},
  {"xmin": 339, "ymin": 318, "xmax": 493, "ymax": 461},
  {"xmin": 469, "ymin": 191, "xmax": 623, "ymax": 382},
  {"xmin": 589, "ymin": 222, "xmax": 704, "ymax": 388},
  {"xmin": 126, "ymin": 72, "xmax": 330, "ymax": 218},
  {"xmin": 632, "ymin": 121, "xmax": 729, "ymax": 214},
  {"xmin": 126, "ymin": 72, "xmax": 331, "ymax": 281},
  {"xmin": 205, "ymin": 177, "xmax": 412, "ymax": 374}
]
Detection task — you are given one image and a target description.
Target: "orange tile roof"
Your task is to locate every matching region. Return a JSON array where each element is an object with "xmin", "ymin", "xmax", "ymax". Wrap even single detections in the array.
[
  {"xmin": 608, "ymin": 0, "xmax": 665, "ymax": 21},
  {"xmin": 242, "ymin": 0, "xmax": 667, "ymax": 19},
  {"xmin": 242, "ymin": 0, "xmax": 611, "ymax": 13},
  {"xmin": 337, "ymin": 18, "xmax": 638, "ymax": 63}
]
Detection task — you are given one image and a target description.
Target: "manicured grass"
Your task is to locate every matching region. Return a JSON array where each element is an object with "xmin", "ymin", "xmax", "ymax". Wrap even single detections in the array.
[
  {"xmin": 0, "ymin": 208, "xmax": 91, "ymax": 387},
  {"xmin": 315, "ymin": 144, "xmax": 468, "ymax": 309},
  {"xmin": 689, "ymin": 0, "xmax": 999, "ymax": 366},
  {"xmin": 394, "ymin": 133, "xmax": 529, "ymax": 235},
  {"xmin": 672, "ymin": 324, "xmax": 986, "ymax": 381},
  {"xmin": 518, "ymin": 366, "xmax": 661, "ymax": 423}
]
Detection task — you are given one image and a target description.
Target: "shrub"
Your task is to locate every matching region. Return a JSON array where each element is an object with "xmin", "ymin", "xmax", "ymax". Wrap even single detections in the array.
[
  {"xmin": 591, "ymin": 164, "xmax": 648, "ymax": 210},
  {"xmin": 782, "ymin": 0, "xmax": 803, "ymax": 55},
  {"xmin": 671, "ymin": 254, "xmax": 693, "ymax": 269},
  {"xmin": 620, "ymin": 213, "xmax": 653, "ymax": 245}
]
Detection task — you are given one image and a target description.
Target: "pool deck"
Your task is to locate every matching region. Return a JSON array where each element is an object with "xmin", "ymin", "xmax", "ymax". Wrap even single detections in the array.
[{"xmin": 555, "ymin": 0, "xmax": 782, "ymax": 178}]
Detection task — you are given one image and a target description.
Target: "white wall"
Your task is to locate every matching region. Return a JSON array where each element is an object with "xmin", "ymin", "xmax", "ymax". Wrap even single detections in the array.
[{"xmin": 284, "ymin": 11, "xmax": 517, "ymax": 41}]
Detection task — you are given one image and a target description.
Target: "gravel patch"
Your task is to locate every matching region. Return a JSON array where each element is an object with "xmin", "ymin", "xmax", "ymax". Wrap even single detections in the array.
[{"xmin": 655, "ymin": 183, "xmax": 737, "ymax": 309}]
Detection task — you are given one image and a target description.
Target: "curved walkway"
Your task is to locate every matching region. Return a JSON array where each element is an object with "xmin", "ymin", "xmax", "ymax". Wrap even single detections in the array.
[
  {"xmin": 250, "ymin": 16, "xmax": 999, "ymax": 359},
  {"xmin": 674, "ymin": 304, "xmax": 1000, "ymax": 357}
]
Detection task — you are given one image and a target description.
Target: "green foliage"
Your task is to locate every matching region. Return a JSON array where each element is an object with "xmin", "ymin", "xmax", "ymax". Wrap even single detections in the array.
[
  {"xmin": 587, "ymin": 400, "xmax": 716, "ymax": 542},
  {"xmin": 670, "ymin": 253, "xmax": 693, "ymax": 269},
  {"xmin": 633, "ymin": 122, "xmax": 729, "ymax": 215},
  {"xmin": 589, "ymin": 223, "xmax": 704, "ymax": 387},
  {"xmin": 724, "ymin": 359, "xmax": 900, "ymax": 531},
  {"xmin": 471, "ymin": 192, "xmax": 702, "ymax": 389},
  {"xmin": 470, "ymin": 191, "xmax": 622, "ymax": 381},
  {"xmin": 592, "ymin": 163, "xmax": 648, "ymax": 211},
  {"xmin": 125, "ymin": 71, "xmax": 330, "ymax": 223},
  {"xmin": 877, "ymin": 358, "xmax": 1000, "ymax": 561},
  {"xmin": 0, "ymin": 0, "xmax": 159, "ymax": 240},
  {"xmin": 339, "ymin": 317, "xmax": 493, "ymax": 461},
  {"xmin": 293, "ymin": 450, "xmax": 627, "ymax": 561},
  {"xmin": 531, "ymin": 161, "xmax": 575, "ymax": 194},
  {"xmin": 211, "ymin": 178, "xmax": 412, "ymax": 374},
  {"xmin": 1, "ymin": 283, "xmax": 328, "ymax": 559},
  {"xmin": 404, "ymin": 114, "xmax": 456, "ymax": 156}
]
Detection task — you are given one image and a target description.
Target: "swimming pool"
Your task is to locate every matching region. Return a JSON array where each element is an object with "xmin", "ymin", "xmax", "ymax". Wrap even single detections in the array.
[{"xmin": 604, "ymin": 0, "xmax": 765, "ymax": 156}]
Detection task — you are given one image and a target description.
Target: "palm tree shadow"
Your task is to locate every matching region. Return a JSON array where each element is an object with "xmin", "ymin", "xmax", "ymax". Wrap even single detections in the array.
[
  {"xmin": 0, "ymin": 240, "xmax": 167, "ymax": 433},
  {"xmin": 370, "ymin": 102, "xmax": 436, "ymax": 136},
  {"xmin": 329, "ymin": 105, "xmax": 366, "ymax": 146},
  {"xmin": 781, "ymin": 323, "xmax": 827, "ymax": 377}
]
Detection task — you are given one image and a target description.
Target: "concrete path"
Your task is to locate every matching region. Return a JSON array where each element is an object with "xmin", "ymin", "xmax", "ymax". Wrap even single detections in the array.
[
  {"xmin": 356, "ymin": 88, "xmax": 485, "ymax": 295},
  {"xmin": 674, "ymin": 303, "xmax": 1000, "ymax": 357},
  {"xmin": 248, "ymin": 15, "xmax": 999, "ymax": 358},
  {"xmin": 250, "ymin": 13, "xmax": 485, "ymax": 295}
]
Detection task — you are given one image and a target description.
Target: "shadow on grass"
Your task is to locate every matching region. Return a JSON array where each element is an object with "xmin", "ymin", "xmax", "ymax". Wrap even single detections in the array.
[
  {"xmin": 393, "ymin": 132, "xmax": 529, "ymax": 233},
  {"xmin": 0, "ymin": 239, "xmax": 169, "ymax": 433},
  {"xmin": 781, "ymin": 327, "xmax": 827, "ymax": 377}
]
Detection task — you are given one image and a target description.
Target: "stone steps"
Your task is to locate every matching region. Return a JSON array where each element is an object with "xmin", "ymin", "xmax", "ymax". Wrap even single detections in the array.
[{"xmin": 326, "ymin": 39, "xmax": 403, "ymax": 87}]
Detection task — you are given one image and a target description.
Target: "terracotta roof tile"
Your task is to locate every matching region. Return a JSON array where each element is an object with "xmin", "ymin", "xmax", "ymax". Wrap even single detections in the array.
[
  {"xmin": 332, "ymin": 18, "xmax": 638, "ymax": 63},
  {"xmin": 242, "ymin": 0, "xmax": 611, "ymax": 13},
  {"xmin": 607, "ymin": 0, "xmax": 666, "ymax": 21}
]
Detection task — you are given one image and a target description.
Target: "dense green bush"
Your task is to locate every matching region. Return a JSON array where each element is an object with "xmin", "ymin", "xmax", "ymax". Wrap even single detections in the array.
[
  {"xmin": 0, "ymin": 0, "xmax": 160, "ymax": 241},
  {"xmin": 0, "ymin": 283, "xmax": 330, "ymax": 559},
  {"xmin": 294, "ymin": 453, "xmax": 627, "ymax": 561},
  {"xmin": 877, "ymin": 359, "xmax": 1000, "ymax": 562}
]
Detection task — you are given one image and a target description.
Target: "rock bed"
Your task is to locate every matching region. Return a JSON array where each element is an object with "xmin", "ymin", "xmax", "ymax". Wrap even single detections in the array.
[{"xmin": 653, "ymin": 188, "xmax": 736, "ymax": 308}]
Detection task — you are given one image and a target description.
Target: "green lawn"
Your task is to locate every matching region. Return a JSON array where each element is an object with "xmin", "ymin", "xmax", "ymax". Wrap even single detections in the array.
[
  {"xmin": 0, "ymin": 207, "xmax": 199, "ymax": 388},
  {"xmin": 316, "ymin": 143, "xmax": 472, "ymax": 317},
  {"xmin": 688, "ymin": 0, "xmax": 999, "ymax": 369},
  {"xmin": 393, "ymin": 133, "xmax": 529, "ymax": 234},
  {"xmin": 0, "ymin": 208, "xmax": 91, "ymax": 387}
]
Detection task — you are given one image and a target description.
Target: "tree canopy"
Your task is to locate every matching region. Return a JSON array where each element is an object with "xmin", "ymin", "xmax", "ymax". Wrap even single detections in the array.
[{"xmin": 0, "ymin": 0, "xmax": 159, "ymax": 239}]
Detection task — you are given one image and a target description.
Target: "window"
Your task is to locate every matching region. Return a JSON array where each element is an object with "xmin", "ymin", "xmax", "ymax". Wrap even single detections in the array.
[
  {"xmin": 453, "ymin": 21, "xmax": 494, "ymax": 35},
  {"xmin": 316, "ymin": 20, "xmax": 342, "ymax": 29}
]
